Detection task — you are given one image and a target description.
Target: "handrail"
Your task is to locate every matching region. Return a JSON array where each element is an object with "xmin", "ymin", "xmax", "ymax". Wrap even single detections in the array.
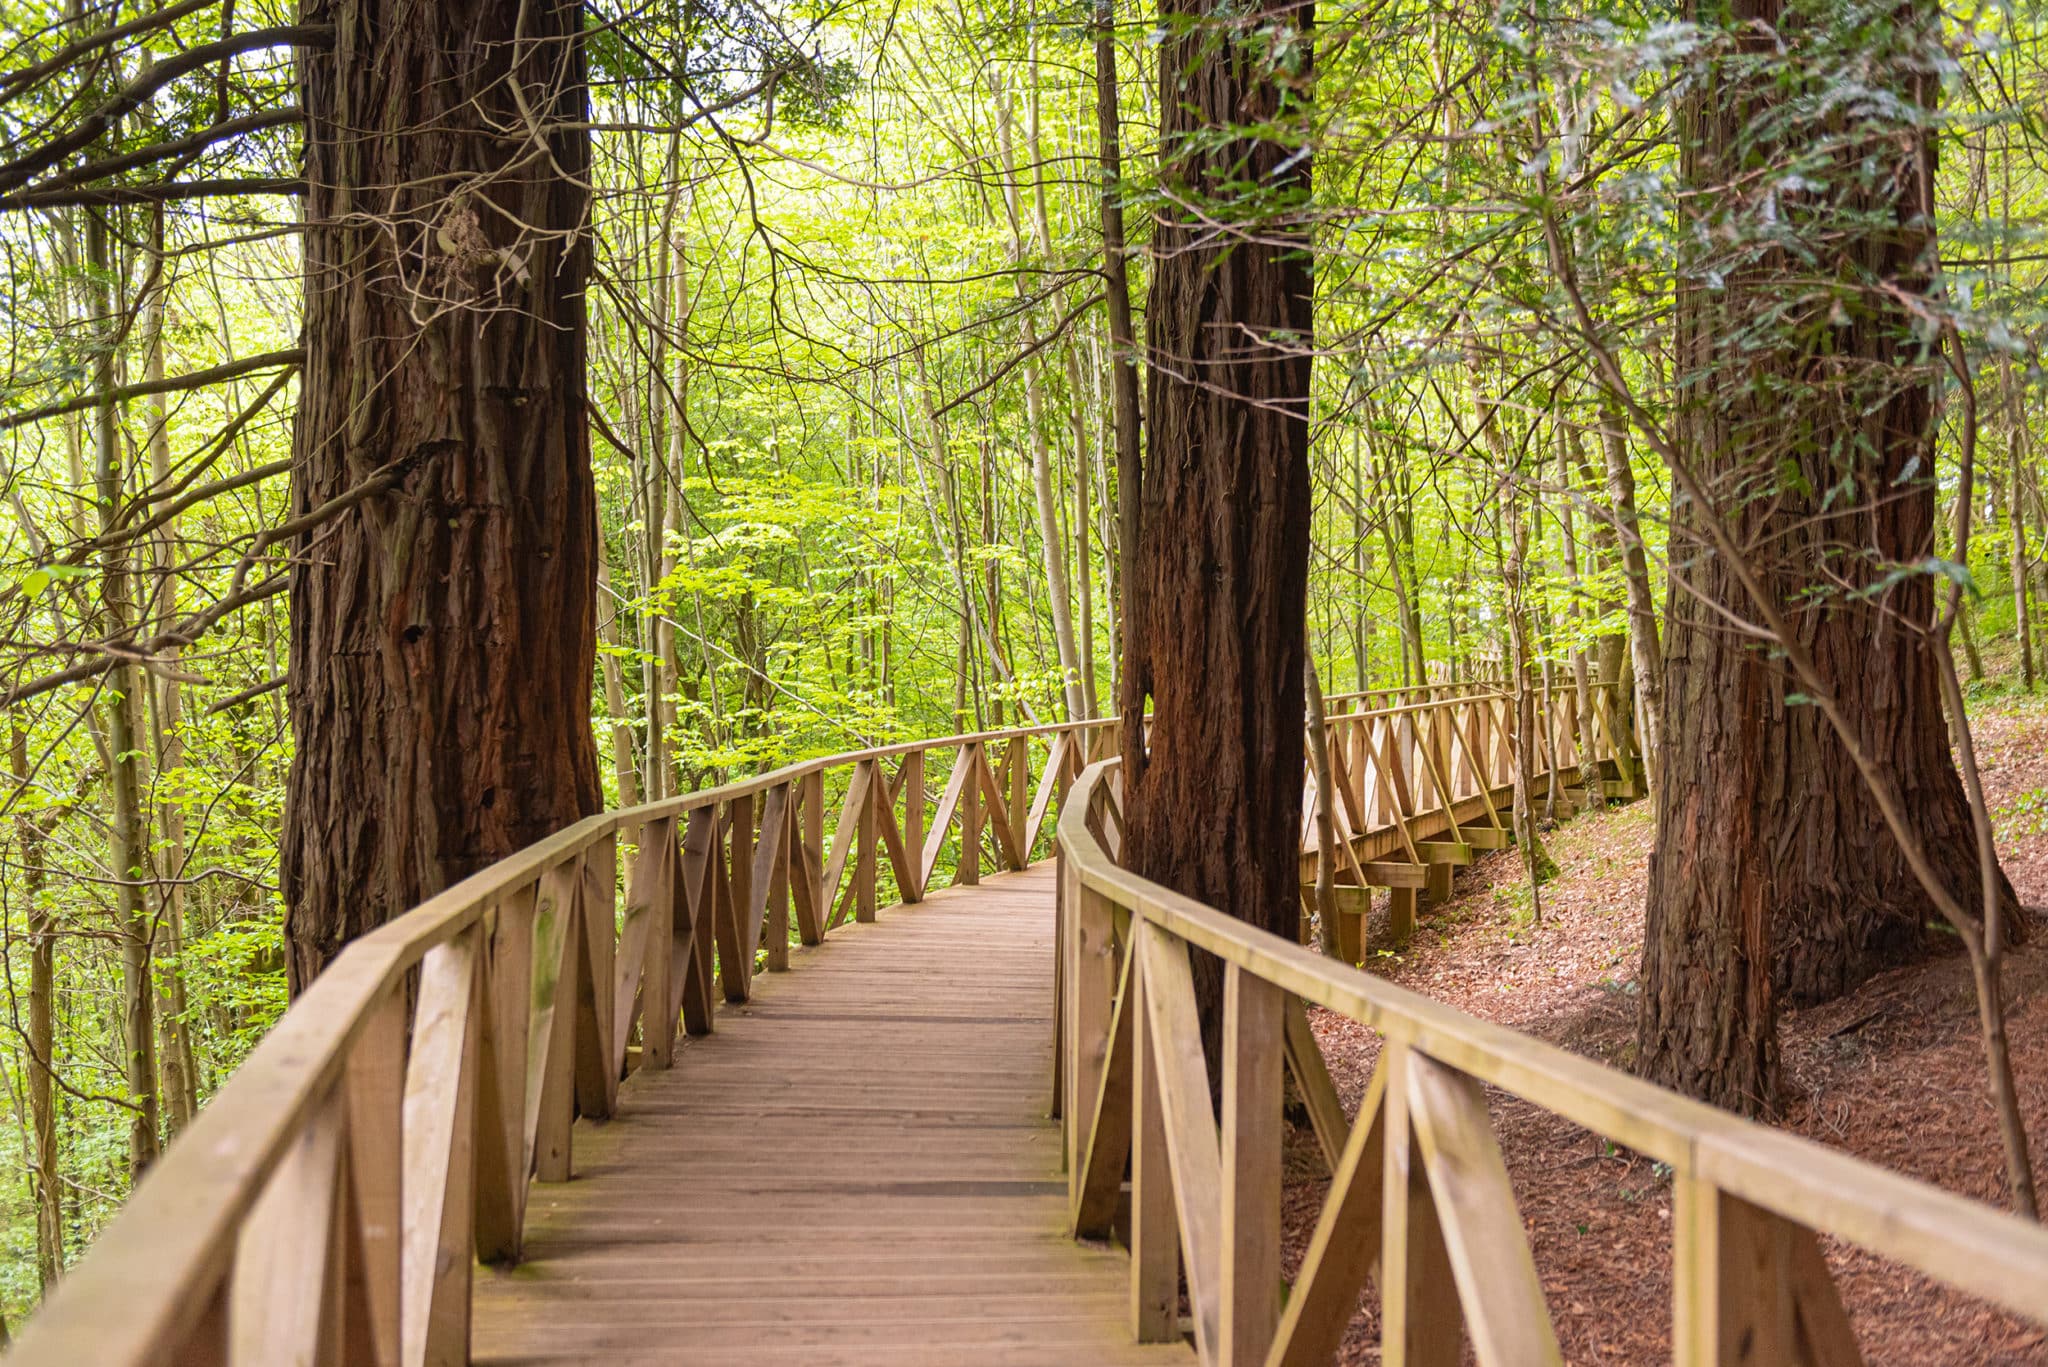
[
  {"xmin": 9, "ymin": 710, "xmax": 1121, "ymax": 1366},
  {"xmin": 8, "ymin": 675, "xmax": 1636, "ymax": 1365},
  {"xmin": 1055, "ymin": 757, "xmax": 2048, "ymax": 1365}
]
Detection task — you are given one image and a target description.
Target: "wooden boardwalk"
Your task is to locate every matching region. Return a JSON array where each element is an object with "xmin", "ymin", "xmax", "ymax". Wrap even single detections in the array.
[{"xmin": 473, "ymin": 863, "xmax": 1194, "ymax": 1366}]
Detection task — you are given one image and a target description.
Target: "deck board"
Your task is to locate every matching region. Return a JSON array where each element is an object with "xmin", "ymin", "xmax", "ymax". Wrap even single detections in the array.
[{"xmin": 473, "ymin": 863, "xmax": 1194, "ymax": 1366}]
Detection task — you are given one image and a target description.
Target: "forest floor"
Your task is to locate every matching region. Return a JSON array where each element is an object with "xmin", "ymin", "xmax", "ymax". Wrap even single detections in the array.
[{"xmin": 1287, "ymin": 689, "xmax": 2048, "ymax": 1366}]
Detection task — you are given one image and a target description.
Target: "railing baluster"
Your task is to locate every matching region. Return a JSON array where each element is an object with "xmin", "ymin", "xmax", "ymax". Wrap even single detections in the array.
[
  {"xmin": 531, "ymin": 858, "xmax": 583, "ymax": 1184},
  {"xmin": 232, "ymin": 1082, "xmax": 348, "ymax": 1364},
  {"xmin": 633, "ymin": 816, "xmax": 678, "ymax": 1072},
  {"xmin": 1379, "ymin": 1045, "xmax": 1460, "ymax": 1367},
  {"xmin": 1220, "ymin": 963, "xmax": 1283, "ymax": 1367},
  {"xmin": 474, "ymin": 883, "xmax": 536, "ymax": 1262},
  {"xmin": 959, "ymin": 742, "xmax": 983, "ymax": 886},
  {"xmin": 902, "ymin": 751, "xmax": 926, "ymax": 901},
  {"xmin": 575, "ymin": 833, "xmax": 619, "ymax": 1118},
  {"xmin": 679, "ymin": 807, "xmax": 717, "ymax": 1035},
  {"xmin": 722, "ymin": 792, "xmax": 755, "ymax": 1000},
  {"xmin": 1127, "ymin": 943, "xmax": 1179, "ymax": 1344},
  {"xmin": 856, "ymin": 761, "xmax": 878, "ymax": 922},
  {"xmin": 343, "ymin": 988, "xmax": 405, "ymax": 1365},
  {"xmin": 403, "ymin": 928, "xmax": 482, "ymax": 1367}
]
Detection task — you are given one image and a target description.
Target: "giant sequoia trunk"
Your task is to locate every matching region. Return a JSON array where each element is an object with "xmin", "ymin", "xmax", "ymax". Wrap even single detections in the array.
[
  {"xmin": 1639, "ymin": 0, "xmax": 2018, "ymax": 1113},
  {"xmin": 283, "ymin": 0, "xmax": 602, "ymax": 989},
  {"xmin": 1122, "ymin": 0, "xmax": 1313, "ymax": 1049}
]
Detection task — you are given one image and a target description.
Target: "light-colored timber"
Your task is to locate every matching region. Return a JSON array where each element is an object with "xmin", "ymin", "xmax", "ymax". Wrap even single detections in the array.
[
  {"xmin": 471, "ymin": 864, "xmax": 1192, "ymax": 1367},
  {"xmin": 1058, "ymin": 757, "xmax": 2048, "ymax": 1367},
  {"xmin": 21, "ymin": 677, "xmax": 2048, "ymax": 1367}
]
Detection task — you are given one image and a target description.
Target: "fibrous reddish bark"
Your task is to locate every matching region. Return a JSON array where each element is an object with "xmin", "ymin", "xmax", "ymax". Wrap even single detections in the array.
[
  {"xmin": 1639, "ymin": 0, "xmax": 2018, "ymax": 1113},
  {"xmin": 1122, "ymin": 0, "xmax": 1314, "ymax": 1050},
  {"xmin": 283, "ymin": 0, "xmax": 602, "ymax": 989}
]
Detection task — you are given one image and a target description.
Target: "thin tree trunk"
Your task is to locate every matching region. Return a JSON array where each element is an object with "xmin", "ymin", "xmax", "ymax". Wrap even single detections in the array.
[
  {"xmin": 1596, "ymin": 392, "xmax": 1664, "ymax": 792},
  {"xmin": 141, "ymin": 206, "xmax": 197, "ymax": 1136},
  {"xmin": 10, "ymin": 726, "xmax": 63, "ymax": 1290},
  {"xmin": 1096, "ymin": 0, "xmax": 1145, "ymax": 743},
  {"xmin": 88, "ymin": 206, "xmax": 160, "ymax": 1178}
]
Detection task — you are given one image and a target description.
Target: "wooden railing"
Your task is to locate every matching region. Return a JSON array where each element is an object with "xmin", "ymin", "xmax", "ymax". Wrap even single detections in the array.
[
  {"xmin": 5, "ymin": 677, "xmax": 1643, "ymax": 1365},
  {"xmin": 8, "ymin": 714, "xmax": 1121, "ymax": 1366},
  {"xmin": 1302, "ymin": 680, "xmax": 1636, "ymax": 959},
  {"xmin": 1056, "ymin": 757, "xmax": 2048, "ymax": 1367}
]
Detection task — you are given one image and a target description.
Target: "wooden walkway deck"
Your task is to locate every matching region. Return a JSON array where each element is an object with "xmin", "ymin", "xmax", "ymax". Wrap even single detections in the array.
[{"xmin": 472, "ymin": 863, "xmax": 1194, "ymax": 1366}]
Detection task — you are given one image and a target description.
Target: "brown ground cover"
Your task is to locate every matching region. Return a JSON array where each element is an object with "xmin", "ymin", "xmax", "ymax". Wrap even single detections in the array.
[{"xmin": 1284, "ymin": 693, "xmax": 2048, "ymax": 1365}]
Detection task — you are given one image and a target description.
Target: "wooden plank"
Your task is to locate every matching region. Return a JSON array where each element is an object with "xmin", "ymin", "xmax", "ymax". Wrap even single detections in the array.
[
  {"xmin": 1416, "ymin": 840, "xmax": 1473, "ymax": 865},
  {"xmin": 1129, "ymin": 945, "xmax": 1181, "ymax": 1345},
  {"xmin": 747, "ymin": 785, "xmax": 788, "ymax": 961},
  {"xmin": 342, "ymin": 989, "xmax": 403, "ymax": 1367},
  {"xmin": 575, "ymin": 833, "xmax": 618, "ymax": 1118},
  {"xmin": 679, "ymin": 807, "xmax": 718, "ymax": 1034},
  {"xmin": 1073, "ymin": 943, "xmax": 1135, "ymax": 1238},
  {"xmin": 1268, "ymin": 1057, "xmax": 1386, "ymax": 1367},
  {"xmin": 1007, "ymin": 735, "xmax": 1028, "ymax": 861},
  {"xmin": 616, "ymin": 818, "xmax": 672, "ymax": 1076},
  {"xmin": 853, "ymin": 762, "xmax": 880, "ymax": 923},
  {"xmin": 1362, "ymin": 861, "xmax": 1429, "ymax": 889},
  {"xmin": 821, "ymin": 761, "xmax": 873, "ymax": 922},
  {"xmin": 1380, "ymin": 1046, "xmax": 1461, "ymax": 1367},
  {"xmin": 1140, "ymin": 922, "xmax": 1224, "ymax": 1362},
  {"xmin": 960, "ymin": 742, "xmax": 984, "ymax": 886},
  {"xmin": 401, "ymin": 932, "xmax": 479, "ymax": 1367},
  {"xmin": 871, "ymin": 765, "xmax": 918, "ymax": 907},
  {"xmin": 1789, "ymin": 1220, "xmax": 1864, "ymax": 1367},
  {"xmin": 1023, "ymin": 732, "xmax": 1069, "ymax": 854},
  {"xmin": 474, "ymin": 883, "xmax": 536, "ymax": 1263},
  {"xmin": 901, "ymin": 751, "xmax": 926, "ymax": 901},
  {"xmin": 977, "ymin": 741, "xmax": 1029, "ymax": 871},
  {"xmin": 232, "ymin": 1083, "xmax": 345, "ymax": 1365},
  {"xmin": 724, "ymin": 792, "xmax": 755, "ymax": 999},
  {"xmin": 1456, "ymin": 824, "xmax": 1511, "ymax": 850},
  {"xmin": 921, "ymin": 748, "xmax": 973, "ymax": 892},
  {"xmin": 716, "ymin": 803, "xmax": 757, "ymax": 1004},
  {"xmin": 1405, "ymin": 1051, "xmax": 1562, "ymax": 1367},
  {"xmin": 801, "ymin": 770, "xmax": 826, "ymax": 940},
  {"xmin": 468, "ymin": 864, "xmax": 1194, "ymax": 1367},
  {"xmin": 524, "ymin": 860, "xmax": 580, "ymax": 1183},
  {"xmin": 1676, "ymin": 1178, "xmax": 1862, "ymax": 1367},
  {"xmin": 1281, "ymin": 995, "xmax": 1348, "ymax": 1173},
  {"xmin": 1221, "ymin": 965, "xmax": 1283, "ymax": 1367}
]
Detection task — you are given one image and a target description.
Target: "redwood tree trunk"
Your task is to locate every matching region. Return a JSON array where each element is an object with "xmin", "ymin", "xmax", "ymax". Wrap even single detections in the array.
[
  {"xmin": 283, "ymin": 0, "xmax": 602, "ymax": 989},
  {"xmin": 1122, "ymin": 0, "xmax": 1313, "ymax": 1049},
  {"xmin": 1639, "ymin": 0, "xmax": 2017, "ymax": 1113}
]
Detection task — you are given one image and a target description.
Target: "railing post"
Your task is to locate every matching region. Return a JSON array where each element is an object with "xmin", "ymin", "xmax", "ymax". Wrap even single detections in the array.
[
  {"xmin": 637, "ymin": 817, "xmax": 679, "ymax": 1070},
  {"xmin": 856, "ymin": 759, "xmax": 878, "ymax": 922},
  {"xmin": 1007, "ymin": 736, "xmax": 1027, "ymax": 859},
  {"xmin": 1379, "ymin": 1045, "xmax": 1460, "ymax": 1367},
  {"xmin": 344, "ymin": 987, "xmax": 405, "ymax": 1366},
  {"xmin": 402, "ymin": 926, "xmax": 481, "ymax": 1367},
  {"xmin": 802, "ymin": 770, "xmax": 825, "ymax": 940},
  {"xmin": 1064, "ymin": 869, "xmax": 1116, "ymax": 1207},
  {"xmin": 681, "ymin": 807, "xmax": 717, "ymax": 1036},
  {"xmin": 959, "ymin": 742, "xmax": 982, "ymax": 886},
  {"xmin": 766, "ymin": 784, "xmax": 793, "ymax": 971},
  {"xmin": 902, "ymin": 750, "xmax": 926, "ymax": 902},
  {"xmin": 1128, "ymin": 938, "xmax": 1179, "ymax": 1343},
  {"xmin": 1221, "ymin": 963, "xmax": 1283, "ymax": 1366},
  {"xmin": 475, "ymin": 881, "xmax": 537, "ymax": 1263},
  {"xmin": 719, "ymin": 793, "xmax": 754, "ymax": 1001}
]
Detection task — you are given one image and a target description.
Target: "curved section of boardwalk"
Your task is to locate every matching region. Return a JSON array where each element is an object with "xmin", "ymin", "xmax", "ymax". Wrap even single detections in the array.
[{"xmin": 473, "ymin": 864, "xmax": 1193, "ymax": 1366}]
